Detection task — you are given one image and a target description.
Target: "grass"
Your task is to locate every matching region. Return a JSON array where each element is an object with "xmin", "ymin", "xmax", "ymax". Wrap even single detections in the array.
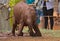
[
  {"xmin": 0, "ymin": 27, "xmax": 60, "ymax": 37},
  {"xmin": 22, "ymin": 27, "xmax": 60, "ymax": 37},
  {"xmin": 40, "ymin": 28, "xmax": 60, "ymax": 37}
]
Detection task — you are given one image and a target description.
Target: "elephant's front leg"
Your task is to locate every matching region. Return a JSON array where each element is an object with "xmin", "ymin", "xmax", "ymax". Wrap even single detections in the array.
[
  {"xmin": 27, "ymin": 19, "xmax": 35, "ymax": 36},
  {"xmin": 18, "ymin": 23, "xmax": 24, "ymax": 36},
  {"xmin": 33, "ymin": 22, "xmax": 42, "ymax": 37}
]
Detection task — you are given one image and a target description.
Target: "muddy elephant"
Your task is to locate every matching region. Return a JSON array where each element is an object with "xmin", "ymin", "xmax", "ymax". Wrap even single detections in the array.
[{"xmin": 12, "ymin": 1, "xmax": 42, "ymax": 37}]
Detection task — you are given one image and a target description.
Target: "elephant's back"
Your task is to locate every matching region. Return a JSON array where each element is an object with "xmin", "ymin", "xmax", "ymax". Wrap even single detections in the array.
[{"xmin": 13, "ymin": 1, "xmax": 36, "ymax": 23}]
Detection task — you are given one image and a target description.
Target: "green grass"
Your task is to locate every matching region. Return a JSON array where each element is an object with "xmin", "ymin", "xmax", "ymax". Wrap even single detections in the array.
[
  {"xmin": 22, "ymin": 27, "xmax": 60, "ymax": 37},
  {"xmin": 40, "ymin": 28, "xmax": 60, "ymax": 37},
  {"xmin": 0, "ymin": 26, "xmax": 60, "ymax": 37}
]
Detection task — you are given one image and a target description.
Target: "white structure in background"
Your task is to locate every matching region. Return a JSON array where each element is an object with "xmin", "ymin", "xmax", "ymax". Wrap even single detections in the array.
[
  {"xmin": 0, "ymin": 0, "xmax": 11, "ymax": 33},
  {"xmin": 0, "ymin": 0, "xmax": 9, "ymax": 5}
]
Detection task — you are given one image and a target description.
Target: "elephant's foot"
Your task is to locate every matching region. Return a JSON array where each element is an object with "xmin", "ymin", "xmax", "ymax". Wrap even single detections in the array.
[
  {"xmin": 29, "ymin": 32, "xmax": 36, "ymax": 37},
  {"xmin": 18, "ymin": 33, "xmax": 23, "ymax": 36},
  {"xmin": 34, "ymin": 33, "xmax": 42, "ymax": 37},
  {"xmin": 11, "ymin": 33, "xmax": 15, "ymax": 36}
]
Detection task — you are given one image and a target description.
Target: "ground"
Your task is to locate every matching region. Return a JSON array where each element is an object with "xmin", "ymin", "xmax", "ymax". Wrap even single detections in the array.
[
  {"xmin": 0, "ymin": 28, "xmax": 60, "ymax": 41},
  {"xmin": 0, "ymin": 36, "xmax": 60, "ymax": 41}
]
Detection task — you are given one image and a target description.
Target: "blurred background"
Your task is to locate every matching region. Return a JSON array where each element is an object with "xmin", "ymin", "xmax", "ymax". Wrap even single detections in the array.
[{"xmin": 0, "ymin": 0, "xmax": 60, "ymax": 33}]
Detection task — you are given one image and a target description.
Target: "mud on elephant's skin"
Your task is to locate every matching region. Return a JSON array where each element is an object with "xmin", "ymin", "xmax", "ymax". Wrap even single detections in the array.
[{"xmin": 12, "ymin": 1, "xmax": 42, "ymax": 37}]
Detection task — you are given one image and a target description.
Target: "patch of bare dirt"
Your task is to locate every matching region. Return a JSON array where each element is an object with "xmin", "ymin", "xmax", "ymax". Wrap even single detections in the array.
[{"xmin": 0, "ymin": 36, "xmax": 60, "ymax": 41}]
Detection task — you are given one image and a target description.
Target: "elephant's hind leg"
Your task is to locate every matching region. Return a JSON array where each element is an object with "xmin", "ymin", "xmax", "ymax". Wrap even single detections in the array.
[{"xmin": 12, "ymin": 20, "xmax": 17, "ymax": 36}]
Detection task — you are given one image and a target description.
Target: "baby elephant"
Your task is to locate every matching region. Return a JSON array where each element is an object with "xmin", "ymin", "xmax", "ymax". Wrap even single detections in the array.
[{"xmin": 12, "ymin": 1, "xmax": 42, "ymax": 37}]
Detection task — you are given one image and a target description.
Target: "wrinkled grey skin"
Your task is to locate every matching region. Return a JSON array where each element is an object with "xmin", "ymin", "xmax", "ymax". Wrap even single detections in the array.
[{"xmin": 12, "ymin": 1, "xmax": 42, "ymax": 37}]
